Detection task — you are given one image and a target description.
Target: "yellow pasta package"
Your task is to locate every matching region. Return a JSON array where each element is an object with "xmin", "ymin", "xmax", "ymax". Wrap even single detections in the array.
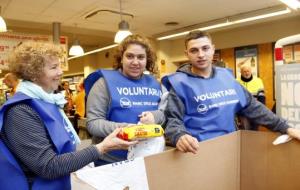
[{"xmin": 117, "ymin": 124, "xmax": 164, "ymax": 140}]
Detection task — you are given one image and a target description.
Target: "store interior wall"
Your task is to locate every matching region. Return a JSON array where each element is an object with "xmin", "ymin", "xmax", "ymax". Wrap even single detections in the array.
[
  {"xmin": 156, "ymin": 16, "xmax": 300, "ymax": 109},
  {"xmin": 61, "ymin": 15, "xmax": 300, "ymax": 109},
  {"xmin": 65, "ymin": 48, "xmax": 116, "ymax": 78},
  {"xmin": 156, "ymin": 16, "xmax": 300, "ymax": 74}
]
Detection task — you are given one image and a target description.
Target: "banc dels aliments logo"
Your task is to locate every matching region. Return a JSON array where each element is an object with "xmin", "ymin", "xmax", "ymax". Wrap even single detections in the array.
[
  {"xmin": 120, "ymin": 97, "xmax": 132, "ymax": 108},
  {"xmin": 197, "ymin": 104, "xmax": 208, "ymax": 114}
]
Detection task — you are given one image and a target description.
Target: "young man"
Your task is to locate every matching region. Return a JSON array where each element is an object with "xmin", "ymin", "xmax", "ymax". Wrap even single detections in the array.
[{"xmin": 162, "ymin": 31, "xmax": 300, "ymax": 153}]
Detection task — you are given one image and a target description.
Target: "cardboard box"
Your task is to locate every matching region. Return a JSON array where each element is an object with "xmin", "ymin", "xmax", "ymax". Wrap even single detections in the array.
[{"xmin": 72, "ymin": 130, "xmax": 300, "ymax": 190}]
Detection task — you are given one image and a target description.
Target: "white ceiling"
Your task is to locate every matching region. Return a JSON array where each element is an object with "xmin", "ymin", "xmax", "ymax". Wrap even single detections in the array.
[{"xmin": 1, "ymin": 0, "xmax": 299, "ymax": 47}]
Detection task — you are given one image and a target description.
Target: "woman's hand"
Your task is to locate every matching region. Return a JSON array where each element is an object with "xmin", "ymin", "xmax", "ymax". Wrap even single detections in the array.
[
  {"xmin": 96, "ymin": 128, "xmax": 138, "ymax": 154},
  {"xmin": 138, "ymin": 111, "xmax": 155, "ymax": 124}
]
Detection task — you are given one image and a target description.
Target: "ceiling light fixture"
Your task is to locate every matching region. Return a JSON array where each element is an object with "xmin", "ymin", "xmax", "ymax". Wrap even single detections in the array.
[
  {"xmin": 156, "ymin": 21, "xmax": 234, "ymax": 41},
  {"xmin": 68, "ymin": 44, "xmax": 118, "ymax": 60},
  {"xmin": 199, "ymin": 20, "xmax": 233, "ymax": 31},
  {"xmin": 69, "ymin": 24, "xmax": 84, "ymax": 56},
  {"xmin": 69, "ymin": 39, "xmax": 84, "ymax": 56},
  {"xmin": 0, "ymin": 6, "xmax": 7, "ymax": 32},
  {"xmin": 279, "ymin": 0, "xmax": 300, "ymax": 10},
  {"xmin": 114, "ymin": 0, "xmax": 132, "ymax": 43},
  {"xmin": 232, "ymin": 8, "xmax": 291, "ymax": 24},
  {"xmin": 157, "ymin": 6, "xmax": 291, "ymax": 41}
]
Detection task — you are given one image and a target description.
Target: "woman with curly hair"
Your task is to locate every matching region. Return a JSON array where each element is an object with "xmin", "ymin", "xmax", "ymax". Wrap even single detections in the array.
[
  {"xmin": 85, "ymin": 34, "xmax": 167, "ymax": 166},
  {"xmin": 0, "ymin": 41, "xmax": 136, "ymax": 190}
]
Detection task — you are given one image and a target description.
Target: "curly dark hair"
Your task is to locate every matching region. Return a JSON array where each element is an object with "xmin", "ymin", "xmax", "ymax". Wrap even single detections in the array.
[{"xmin": 114, "ymin": 34, "xmax": 157, "ymax": 74}]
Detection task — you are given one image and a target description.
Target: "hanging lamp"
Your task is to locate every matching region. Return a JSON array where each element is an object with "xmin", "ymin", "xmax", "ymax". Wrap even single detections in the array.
[
  {"xmin": 69, "ymin": 25, "xmax": 84, "ymax": 56},
  {"xmin": 114, "ymin": 0, "xmax": 132, "ymax": 43},
  {"xmin": 0, "ymin": 6, "xmax": 7, "ymax": 32},
  {"xmin": 69, "ymin": 39, "xmax": 84, "ymax": 56}
]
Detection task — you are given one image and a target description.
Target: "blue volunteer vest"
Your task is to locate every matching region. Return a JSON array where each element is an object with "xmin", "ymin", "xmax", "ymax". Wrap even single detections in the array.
[
  {"xmin": 101, "ymin": 70, "xmax": 161, "ymax": 123},
  {"xmin": 99, "ymin": 70, "xmax": 161, "ymax": 160},
  {"xmin": 84, "ymin": 69, "xmax": 102, "ymax": 102},
  {"xmin": 162, "ymin": 67, "xmax": 247, "ymax": 141},
  {"xmin": 0, "ymin": 92, "xmax": 75, "ymax": 190}
]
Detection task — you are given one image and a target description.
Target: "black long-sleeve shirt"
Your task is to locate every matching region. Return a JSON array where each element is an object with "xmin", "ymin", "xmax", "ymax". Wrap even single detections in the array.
[{"xmin": 0, "ymin": 103, "xmax": 101, "ymax": 187}]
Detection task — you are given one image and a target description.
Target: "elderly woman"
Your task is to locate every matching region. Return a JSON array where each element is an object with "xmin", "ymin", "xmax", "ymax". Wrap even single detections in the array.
[
  {"xmin": 86, "ymin": 34, "xmax": 167, "ymax": 165},
  {"xmin": 0, "ymin": 41, "xmax": 136, "ymax": 190}
]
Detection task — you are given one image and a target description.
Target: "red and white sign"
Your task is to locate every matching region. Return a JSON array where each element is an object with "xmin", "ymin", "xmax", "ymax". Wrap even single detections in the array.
[{"xmin": 0, "ymin": 32, "xmax": 68, "ymax": 71}]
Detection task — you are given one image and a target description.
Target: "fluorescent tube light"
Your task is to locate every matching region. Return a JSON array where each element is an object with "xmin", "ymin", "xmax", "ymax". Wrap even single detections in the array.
[
  {"xmin": 157, "ymin": 21, "xmax": 234, "ymax": 40},
  {"xmin": 157, "ymin": 6, "xmax": 291, "ymax": 41},
  {"xmin": 68, "ymin": 44, "xmax": 118, "ymax": 60},
  {"xmin": 233, "ymin": 8, "xmax": 291, "ymax": 24},
  {"xmin": 157, "ymin": 31, "xmax": 190, "ymax": 41},
  {"xmin": 279, "ymin": 0, "xmax": 300, "ymax": 10},
  {"xmin": 198, "ymin": 22, "xmax": 233, "ymax": 31}
]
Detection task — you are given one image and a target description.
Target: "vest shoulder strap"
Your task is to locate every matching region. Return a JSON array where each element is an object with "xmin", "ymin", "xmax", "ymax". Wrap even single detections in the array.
[{"xmin": 84, "ymin": 69, "xmax": 102, "ymax": 101}]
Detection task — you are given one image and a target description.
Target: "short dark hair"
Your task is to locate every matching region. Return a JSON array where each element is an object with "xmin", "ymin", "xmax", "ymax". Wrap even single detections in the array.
[{"xmin": 184, "ymin": 31, "xmax": 212, "ymax": 48}]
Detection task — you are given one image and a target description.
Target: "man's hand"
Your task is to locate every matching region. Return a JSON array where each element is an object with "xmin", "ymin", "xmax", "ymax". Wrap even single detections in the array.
[
  {"xmin": 287, "ymin": 127, "xmax": 300, "ymax": 141},
  {"xmin": 176, "ymin": 134, "xmax": 199, "ymax": 154}
]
